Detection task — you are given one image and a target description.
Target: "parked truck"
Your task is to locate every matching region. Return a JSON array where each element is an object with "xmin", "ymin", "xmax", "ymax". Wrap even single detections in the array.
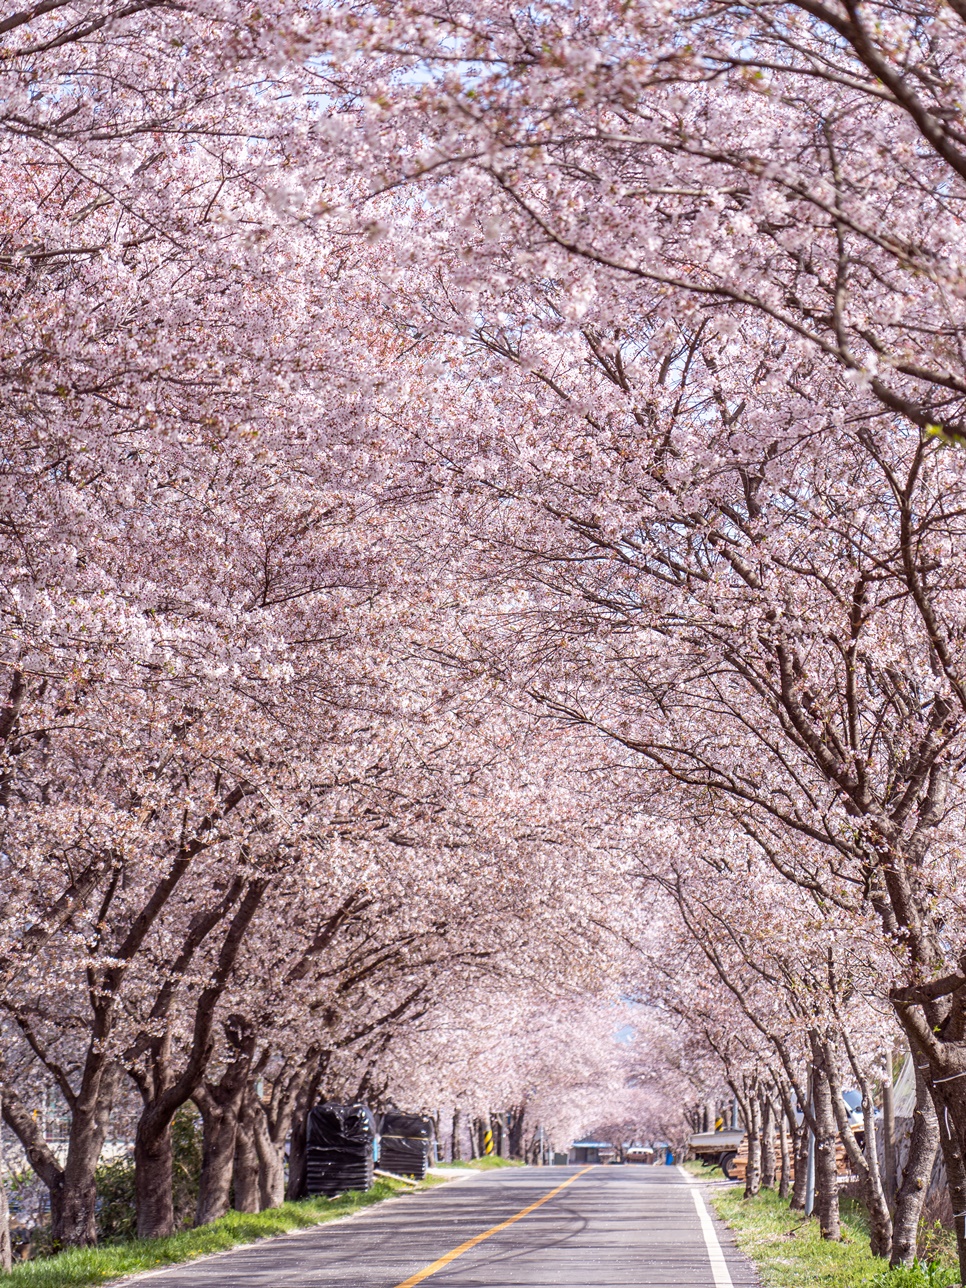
[{"xmin": 687, "ymin": 1128, "xmax": 745, "ymax": 1178}]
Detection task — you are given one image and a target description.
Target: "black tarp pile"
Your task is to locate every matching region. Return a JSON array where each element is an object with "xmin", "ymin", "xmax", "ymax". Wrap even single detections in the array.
[
  {"xmin": 378, "ymin": 1112, "xmax": 435, "ymax": 1180},
  {"xmin": 305, "ymin": 1102, "xmax": 377, "ymax": 1196}
]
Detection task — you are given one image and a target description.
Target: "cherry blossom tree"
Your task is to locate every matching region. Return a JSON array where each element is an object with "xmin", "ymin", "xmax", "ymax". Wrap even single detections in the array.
[{"xmin": 9, "ymin": 0, "xmax": 966, "ymax": 1273}]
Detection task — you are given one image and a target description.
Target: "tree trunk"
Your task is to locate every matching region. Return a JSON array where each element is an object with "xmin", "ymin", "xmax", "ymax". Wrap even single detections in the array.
[
  {"xmin": 891, "ymin": 1066, "xmax": 939, "ymax": 1268},
  {"xmin": 812, "ymin": 1069, "xmax": 841, "ymax": 1241},
  {"xmin": 1, "ymin": 1081, "xmax": 65, "ymax": 1240},
  {"xmin": 778, "ymin": 1106, "xmax": 791, "ymax": 1199},
  {"xmin": 932, "ymin": 1080, "xmax": 966, "ymax": 1286},
  {"xmin": 135, "ymin": 1112, "xmax": 176, "ymax": 1240},
  {"xmin": 892, "ymin": 1002, "xmax": 966, "ymax": 1282},
  {"xmin": 192, "ymin": 1020, "xmax": 257, "ymax": 1227},
  {"xmin": 55, "ymin": 1063, "xmax": 119, "ymax": 1247},
  {"xmin": 778, "ymin": 1080, "xmax": 808, "ymax": 1210},
  {"xmin": 507, "ymin": 1105, "xmax": 525, "ymax": 1159},
  {"xmin": 286, "ymin": 1110, "xmax": 309, "ymax": 1201},
  {"xmin": 860, "ymin": 1085, "xmax": 892, "ymax": 1260},
  {"xmin": 469, "ymin": 1118, "xmax": 479, "ymax": 1160},
  {"xmin": 0, "ymin": 1095, "xmax": 12, "ymax": 1273},
  {"xmin": 284, "ymin": 1059, "xmax": 324, "ymax": 1201},
  {"xmin": 194, "ymin": 1086, "xmax": 241, "ymax": 1227},
  {"xmin": 744, "ymin": 1093, "xmax": 762, "ymax": 1199},
  {"xmin": 233, "ymin": 1100, "xmax": 260, "ymax": 1213},
  {"xmin": 760, "ymin": 1096, "xmax": 776, "ymax": 1189},
  {"xmin": 256, "ymin": 1050, "xmax": 321, "ymax": 1205},
  {"xmin": 883, "ymin": 1055, "xmax": 897, "ymax": 1210},
  {"xmin": 130, "ymin": 881, "xmax": 269, "ymax": 1238},
  {"xmin": 791, "ymin": 1120, "xmax": 809, "ymax": 1210},
  {"xmin": 57, "ymin": 1159, "xmax": 100, "ymax": 1249},
  {"xmin": 451, "ymin": 1107, "xmax": 463, "ymax": 1163},
  {"xmin": 251, "ymin": 1097, "xmax": 285, "ymax": 1210},
  {"xmin": 824, "ymin": 1037, "xmax": 892, "ymax": 1258},
  {"xmin": 494, "ymin": 1114, "xmax": 505, "ymax": 1158},
  {"xmin": 1, "ymin": 1065, "xmax": 117, "ymax": 1247}
]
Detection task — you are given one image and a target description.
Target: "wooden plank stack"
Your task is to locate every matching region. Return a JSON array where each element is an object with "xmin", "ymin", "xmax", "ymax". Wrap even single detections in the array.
[{"xmin": 730, "ymin": 1137, "xmax": 852, "ymax": 1184}]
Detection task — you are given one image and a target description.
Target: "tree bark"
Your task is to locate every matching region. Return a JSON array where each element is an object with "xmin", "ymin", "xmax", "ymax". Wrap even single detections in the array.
[
  {"xmin": 135, "ymin": 1113, "xmax": 176, "ymax": 1240},
  {"xmin": 760, "ymin": 1095, "xmax": 776, "ymax": 1189},
  {"xmin": 812, "ymin": 1067, "xmax": 841, "ymax": 1240},
  {"xmin": 285, "ymin": 1109, "xmax": 309, "ymax": 1201},
  {"xmin": 1, "ymin": 1046, "xmax": 119, "ymax": 1247},
  {"xmin": 932, "ymin": 1078, "xmax": 966, "ymax": 1286},
  {"xmin": 0, "ymin": 1079, "xmax": 65, "ymax": 1239},
  {"xmin": 285, "ymin": 1056, "xmax": 325, "ymax": 1201},
  {"xmin": 0, "ymin": 1094, "xmax": 12, "ymax": 1273},
  {"xmin": 251, "ymin": 1095, "xmax": 284, "ymax": 1210},
  {"xmin": 192, "ymin": 1016, "xmax": 256, "ymax": 1226},
  {"xmin": 507, "ymin": 1104, "xmax": 525, "ymax": 1159},
  {"xmin": 778, "ymin": 1079, "xmax": 807, "ymax": 1209},
  {"xmin": 743, "ymin": 1091, "xmax": 762, "ymax": 1199},
  {"xmin": 883, "ymin": 1055, "xmax": 897, "ymax": 1210},
  {"xmin": 494, "ymin": 1113, "xmax": 506, "ymax": 1158},
  {"xmin": 891, "ymin": 1066, "xmax": 939, "ymax": 1268},
  {"xmin": 451, "ymin": 1107, "xmax": 463, "ymax": 1163},
  {"xmin": 194, "ymin": 1086, "xmax": 242, "ymax": 1227},
  {"xmin": 892, "ymin": 991, "xmax": 966, "ymax": 1282},
  {"xmin": 791, "ymin": 1121, "xmax": 810, "ymax": 1210},
  {"xmin": 57, "ymin": 1063, "xmax": 119, "ymax": 1247},
  {"xmin": 778, "ymin": 1104, "xmax": 791, "ymax": 1199},
  {"xmin": 824, "ymin": 1036, "xmax": 892, "ymax": 1258},
  {"xmin": 232, "ymin": 1099, "xmax": 260, "ymax": 1212},
  {"xmin": 129, "ymin": 879, "xmax": 268, "ymax": 1237}
]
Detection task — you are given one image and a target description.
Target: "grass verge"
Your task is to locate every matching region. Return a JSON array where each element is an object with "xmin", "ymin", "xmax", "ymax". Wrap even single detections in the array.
[
  {"xmin": 708, "ymin": 1185, "xmax": 959, "ymax": 1288},
  {"xmin": 682, "ymin": 1158, "xmax": 729, "ymax": 1182},
  {"xmin": 2, "ymin": 1176, "xmax": 433, "ymax": 1288},
  {"xmin": 441, "ymin": 1157, "xmax": 523, "ymax": 1170}
]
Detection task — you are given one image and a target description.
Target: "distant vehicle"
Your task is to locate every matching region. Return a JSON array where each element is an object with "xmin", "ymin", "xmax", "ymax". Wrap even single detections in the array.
[
  {"xmin": 624, "ymin": 1144, "xmax": 655, "ymax": 1164},
  {"xmin": 687, "ymin": 1128, "xmax": 744, "ymax": 1178}
]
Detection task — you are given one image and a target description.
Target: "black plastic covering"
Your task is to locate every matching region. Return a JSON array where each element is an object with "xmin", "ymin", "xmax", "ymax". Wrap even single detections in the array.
[
  {"xmin": 305, "ymin": 1102, "xmax": 377, "ymax": 1196},
  {"xmin": 379, "ymin": 1112, "xmax": 435, "ymax": 1180}
]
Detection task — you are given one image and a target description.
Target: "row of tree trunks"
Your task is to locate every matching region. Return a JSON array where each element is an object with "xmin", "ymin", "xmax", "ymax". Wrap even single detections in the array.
[
  {"xmin": 133, "ymin": 880, "xmax": 269, "ymax": 1239},
  {"xmin": 0, "ymin": 816, "xmax": 260, "ymax": 1248},
  {"xmin": 193, "ymin": 1018, "xmax": 257, "ymax": 1226},
  {"xmin": 742, "ymin": 1051, "xmax": 938, "ymax": 1273}
]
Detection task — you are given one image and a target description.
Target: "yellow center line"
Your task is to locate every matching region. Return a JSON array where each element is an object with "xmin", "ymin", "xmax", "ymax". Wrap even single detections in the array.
[{"xmin": 392, "ymin": 1165, "xmax": 596, "ymax": 1288}]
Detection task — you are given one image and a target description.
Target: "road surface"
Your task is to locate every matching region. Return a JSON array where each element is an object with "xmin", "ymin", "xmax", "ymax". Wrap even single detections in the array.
[{"xmin": 130, "ymin": 1166, "xmax": 758, "ymax": 1288}]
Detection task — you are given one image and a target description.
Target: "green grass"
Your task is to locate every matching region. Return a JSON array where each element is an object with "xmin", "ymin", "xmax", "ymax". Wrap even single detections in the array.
[
  {"xmin": 708, "ymin": 1185, "xmax": 959, "ymax": 1288},
  {"xmin": 2, "ymin": 1176, "xmax": 432, "ymax": 1288},
  {"xmin": 682, "ymin": 1158, "xmax": 728, "ymax": 1181}
]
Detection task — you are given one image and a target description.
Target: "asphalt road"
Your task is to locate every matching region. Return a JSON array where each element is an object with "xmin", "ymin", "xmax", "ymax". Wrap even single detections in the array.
[{"xmin": 130, "ymin": 1165, "xmax": 759, "ymax": 1288}]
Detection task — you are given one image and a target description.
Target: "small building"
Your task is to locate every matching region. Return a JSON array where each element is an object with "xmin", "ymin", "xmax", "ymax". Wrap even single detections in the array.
[{"xmin": 569, "ymin": 1139, "xmax": 616, "ymax": 1165}]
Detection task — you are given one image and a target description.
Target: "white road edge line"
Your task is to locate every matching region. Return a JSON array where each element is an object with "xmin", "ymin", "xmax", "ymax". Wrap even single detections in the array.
[{"xmin": 691, "ymin": 1187, "xmax": 736, "ymax": 1288}]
